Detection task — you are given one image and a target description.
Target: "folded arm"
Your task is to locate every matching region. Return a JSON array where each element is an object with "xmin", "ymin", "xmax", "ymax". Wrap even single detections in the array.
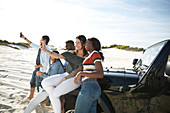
[{"xmin": 74, "ymin": 61, "xmax": 103, "ymax": 84}]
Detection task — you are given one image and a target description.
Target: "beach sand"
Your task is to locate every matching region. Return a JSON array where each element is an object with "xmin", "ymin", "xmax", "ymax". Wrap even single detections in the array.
[{"xmin": 0, "ymin": 45, "xmax": 142, "ymax": 113}]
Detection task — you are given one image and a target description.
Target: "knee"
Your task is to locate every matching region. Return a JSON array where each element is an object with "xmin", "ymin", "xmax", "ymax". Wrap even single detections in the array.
[{"xmin": 30, "ymin": 80, "xmax": 36, "ymax": 88}]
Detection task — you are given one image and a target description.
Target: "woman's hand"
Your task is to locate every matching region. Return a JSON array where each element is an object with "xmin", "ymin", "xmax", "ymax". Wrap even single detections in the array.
[
  {"xmin": 40, "ymin": 40, "xmax": 47, "ymax": 52},
  {"xmin": 68, "ymin": 50, "xmax": 75, "ymax": 54},
  {"xmin": 74, "ymin": 71, "xmax": 82, "ymax": 84},
  {"xmin": 57, "ymin": 77, "xmax": 67, "ymax": 86}
]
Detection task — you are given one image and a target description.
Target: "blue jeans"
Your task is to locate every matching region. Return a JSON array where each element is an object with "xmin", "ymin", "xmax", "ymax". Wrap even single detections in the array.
[
  {"xmin": 30, "ymin": 70, "xmax": 42, "ymax": 92},
  {"xmin": 40, "ymin": 60, "xmax": 65, "ymax": 80},
  {"xmin": 30, "ymin": 60, "xmax": 65, "ymax": 92},
  {"xmin": 75, "ymin": 78, "xmax": 101, "ymax": 113},
  {"xmin": 30, "ymin": 70, "xmax": 40, "ymax": 88}
]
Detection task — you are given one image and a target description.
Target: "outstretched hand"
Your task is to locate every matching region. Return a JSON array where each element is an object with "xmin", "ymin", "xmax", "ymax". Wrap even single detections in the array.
[{"xmin": 20, "ymin": 35, "xmax": 25, "ymax": 39}]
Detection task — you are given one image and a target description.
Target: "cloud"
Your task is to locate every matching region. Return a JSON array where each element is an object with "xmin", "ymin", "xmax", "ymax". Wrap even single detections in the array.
[{"xmin": 0, "ymin": 0, "xmax": 169, "ymax": 48}]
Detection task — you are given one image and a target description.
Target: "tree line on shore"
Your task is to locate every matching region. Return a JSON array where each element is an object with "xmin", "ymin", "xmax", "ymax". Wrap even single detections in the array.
[
  {"xmin": 102, "ymin": 44, "xmax": 144, "ymax": 51},
  {"xmin": 0, "ymin": 39, "xmax": 144, "ymax": 51},
  {"xmin": 0, "ymin": 39, "xmax": 30, "ymax": 50}
]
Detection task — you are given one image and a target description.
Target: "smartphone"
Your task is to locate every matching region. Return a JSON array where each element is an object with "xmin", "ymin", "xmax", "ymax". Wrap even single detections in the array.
[
  {"xmin": 41, "ymin": 41, "xmax": 45, "ymax": 48},
  {"xmin": 20, "ymin": 32, "xmax": 23, "ymax": 37}
]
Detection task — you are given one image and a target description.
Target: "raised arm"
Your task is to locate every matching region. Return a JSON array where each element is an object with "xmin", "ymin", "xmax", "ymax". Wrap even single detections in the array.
[
  {"xmin": 40, "ymin": 41, "xmax": 65, "ymax": 59},
  {"xmin": 20, "ymin": 35, "xmax": 32, "ymax": 45}
]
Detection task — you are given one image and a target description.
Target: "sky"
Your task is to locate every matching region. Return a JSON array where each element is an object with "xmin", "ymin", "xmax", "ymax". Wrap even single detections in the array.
[{"xmin": 0, "ymin": 0, "xmax": 170, "ymax": 49}]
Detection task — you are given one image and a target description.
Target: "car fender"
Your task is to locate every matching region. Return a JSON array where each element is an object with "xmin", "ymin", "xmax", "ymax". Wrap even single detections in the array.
[{"xmin": 98, "ymin": 92, "xmax": 115, "ymax": 113}]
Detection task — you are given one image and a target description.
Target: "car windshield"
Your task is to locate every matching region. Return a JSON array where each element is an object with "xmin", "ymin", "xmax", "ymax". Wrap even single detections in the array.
[{"xmin": 136, "ymin": 41, "xmax": 167, "ymax": 70}]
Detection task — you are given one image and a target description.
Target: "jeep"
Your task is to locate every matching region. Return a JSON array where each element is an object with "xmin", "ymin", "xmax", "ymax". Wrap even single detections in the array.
[{"xmin": 64, "ymin": 39, "xmax": 170, "ymax": 113}]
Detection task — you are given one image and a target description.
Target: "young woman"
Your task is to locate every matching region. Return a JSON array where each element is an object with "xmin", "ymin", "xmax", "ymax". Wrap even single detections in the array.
[
  {"xmin": 74, "ymin": 38, "xmax": 104, "ymax": 113},
  {"xmin": 40, "ymin": 35, "xmax": 88, "ymax": 113},
  {"xmin": 24, "ymin": 50, "xmax": 65, "ymax": 113}
]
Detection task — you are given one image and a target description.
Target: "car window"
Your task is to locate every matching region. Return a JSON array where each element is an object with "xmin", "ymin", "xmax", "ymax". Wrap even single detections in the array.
[
  {"xmin": 141, "ymin": 41, "xmax": 166, "ymax": 67},
  {"xmin": 135, "ymin": 41, "xmax": 167, "ymax": 84},
  {"xmin": 135, "ymin": 41, "xmax": 167, "ymax": 72}
]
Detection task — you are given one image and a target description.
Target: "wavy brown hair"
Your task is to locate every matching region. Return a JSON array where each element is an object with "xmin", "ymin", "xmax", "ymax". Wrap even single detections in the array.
[{"xmin": 76, "ymin": 35, "xmax": 88, "ymax": 57}]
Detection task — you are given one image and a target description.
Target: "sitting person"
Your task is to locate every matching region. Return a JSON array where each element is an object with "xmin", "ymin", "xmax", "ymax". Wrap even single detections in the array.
[
  {"xmin": 37, "ymin": 50, "xmax": 64, "ymax": 81},
  {"xmin": 24, "ymin": 50, "xmax": 65, "ymax": 113},
  {"xmin": 63, "ymin": 40, "xmax": 75, "ymax": 70},
  {"xmin": 41, "ymin": 35, "xmax": 88, "ymax": 113}
]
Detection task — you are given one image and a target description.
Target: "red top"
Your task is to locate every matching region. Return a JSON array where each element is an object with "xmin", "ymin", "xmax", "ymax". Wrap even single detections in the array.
[{"xmin": 82, "ymin": 51, "xmax": 101, "ymax": 80}]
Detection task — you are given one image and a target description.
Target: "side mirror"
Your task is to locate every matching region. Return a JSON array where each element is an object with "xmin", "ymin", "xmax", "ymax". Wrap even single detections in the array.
[
  {"xmin": 165, "ymin": 60, "xmax": 170, "ymax": 77},
  {"xmin": 133, "ymin": 59, "xmax": 138, "ymax": 65}
]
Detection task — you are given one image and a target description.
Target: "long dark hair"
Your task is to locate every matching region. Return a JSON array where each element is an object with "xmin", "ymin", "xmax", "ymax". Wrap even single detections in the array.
[
  {"xmin": 76, "ymin": 35, "xmax": 88, "ymax": 57},
  {"xmin": 88, "ymin": 37, "xmax": 104, "ymax": 61}
]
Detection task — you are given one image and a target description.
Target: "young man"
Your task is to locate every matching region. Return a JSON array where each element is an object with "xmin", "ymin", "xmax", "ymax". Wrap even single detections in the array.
[
  {"xmin": 63, "ymin": 40, "xmax": 75, "ymax": 68},
  {"xmin": 65, "ymin": 40, "xmax": 75, "ymax": 50},
  {"xmin": 20, "ymin": 34, "xmax": 50, "ymax": 100}
]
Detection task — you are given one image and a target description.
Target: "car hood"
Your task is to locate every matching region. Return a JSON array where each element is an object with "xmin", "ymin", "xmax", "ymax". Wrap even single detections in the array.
[{"xmin": 101, "ymin": 69, "xmax": 139, "ymax": 86}]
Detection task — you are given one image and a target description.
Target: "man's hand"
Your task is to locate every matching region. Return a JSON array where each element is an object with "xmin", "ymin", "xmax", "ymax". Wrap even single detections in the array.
[
  {"xmin": 74, "ymin": 71, "xmax": 82, "ymax": 84},
  {"xmin": 19, "ymin": 33, "xmax": 32, "ymax": 45},
  {"xmin": 35, "ymin": 65, "xmax": 40, "ymax": 69},
  {"xmin": 20, "ymin": 35, "xmax": 25, "ymax": 39},
  {"xmin": 35, "ymin": 64, "xmax": 43, "ymax": 69}
]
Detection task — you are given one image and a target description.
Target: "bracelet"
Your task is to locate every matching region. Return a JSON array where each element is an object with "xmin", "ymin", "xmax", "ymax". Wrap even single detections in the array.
[{"xmin": 24, "ymin": 37, "xmax": 27, "ymax": 40}]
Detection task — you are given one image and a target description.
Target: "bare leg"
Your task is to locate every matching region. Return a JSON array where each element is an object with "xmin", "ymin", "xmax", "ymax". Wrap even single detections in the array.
[
  {"xmin": 28, "ymin": 87, "xmax": 35, "ymax": 100},
  {"xmin": 60, "ymin": 96, "xmax": 65, "ymax": 113},
  {"xmin": 40, "ymin": 98, "xmax": 47, "ymax": 104}
]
